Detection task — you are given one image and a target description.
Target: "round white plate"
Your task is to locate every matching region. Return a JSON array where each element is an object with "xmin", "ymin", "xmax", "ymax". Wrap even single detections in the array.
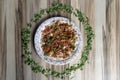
[{"xmin": 34, "ymin": 17, "xmax": 83, "ymax": 65}]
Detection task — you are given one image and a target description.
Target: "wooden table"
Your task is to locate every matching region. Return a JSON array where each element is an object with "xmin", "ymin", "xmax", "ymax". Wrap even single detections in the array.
[{"xmin": 0, "ymin": 0, "xmax": 120, "ymax": 80}]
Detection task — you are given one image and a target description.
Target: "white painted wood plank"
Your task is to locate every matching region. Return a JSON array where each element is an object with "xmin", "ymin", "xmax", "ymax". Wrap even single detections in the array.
[{"xmin": 95, "ymin": 0, "xmax": 106, "ymax": 80}]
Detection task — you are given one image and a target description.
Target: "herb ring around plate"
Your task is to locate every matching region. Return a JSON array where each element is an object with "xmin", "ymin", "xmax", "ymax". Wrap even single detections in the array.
[{"xmin": 22, "ymin": 4, "xmax": 94, "ymax": 79}]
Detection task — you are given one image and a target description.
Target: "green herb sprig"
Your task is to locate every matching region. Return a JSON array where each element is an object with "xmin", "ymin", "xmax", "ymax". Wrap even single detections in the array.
[{"xmin": 22, "ymin": 4, "xmax": 94, "ymax": 79}]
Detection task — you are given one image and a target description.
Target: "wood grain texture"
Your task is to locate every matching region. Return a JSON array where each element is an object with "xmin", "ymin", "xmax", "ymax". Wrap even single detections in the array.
[
  {"xmin": 0, "ymin": 0, "xmax": 7, "ymax": 80},
  {"xmin": 0, "ymin": 0, "xmax": 120, "ymax": 80},
  {"xmin": 95, "ymin": 0, "xmax": 106, "ymax": 80}
]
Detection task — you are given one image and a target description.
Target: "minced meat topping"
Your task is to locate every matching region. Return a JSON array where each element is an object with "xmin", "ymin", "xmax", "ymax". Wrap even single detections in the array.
[{"xmin": 42, "ymin": 20, "xmax": 78, "ymax": 60}]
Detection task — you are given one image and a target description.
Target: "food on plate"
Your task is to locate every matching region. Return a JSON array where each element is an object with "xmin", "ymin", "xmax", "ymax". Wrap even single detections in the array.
[{"xmin": 42, "ymin": 20, "xmax": 78, "ymax": 60}]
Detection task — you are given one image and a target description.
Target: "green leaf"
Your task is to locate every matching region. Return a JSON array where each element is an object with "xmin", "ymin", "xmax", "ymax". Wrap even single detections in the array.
[
  {"xmin": 46, "ymin": 38, "xmax": 54, "ymax": 46},
  {"xmin": 40, "ymin": 9, "xmax": 45, "ymax": 15}
]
